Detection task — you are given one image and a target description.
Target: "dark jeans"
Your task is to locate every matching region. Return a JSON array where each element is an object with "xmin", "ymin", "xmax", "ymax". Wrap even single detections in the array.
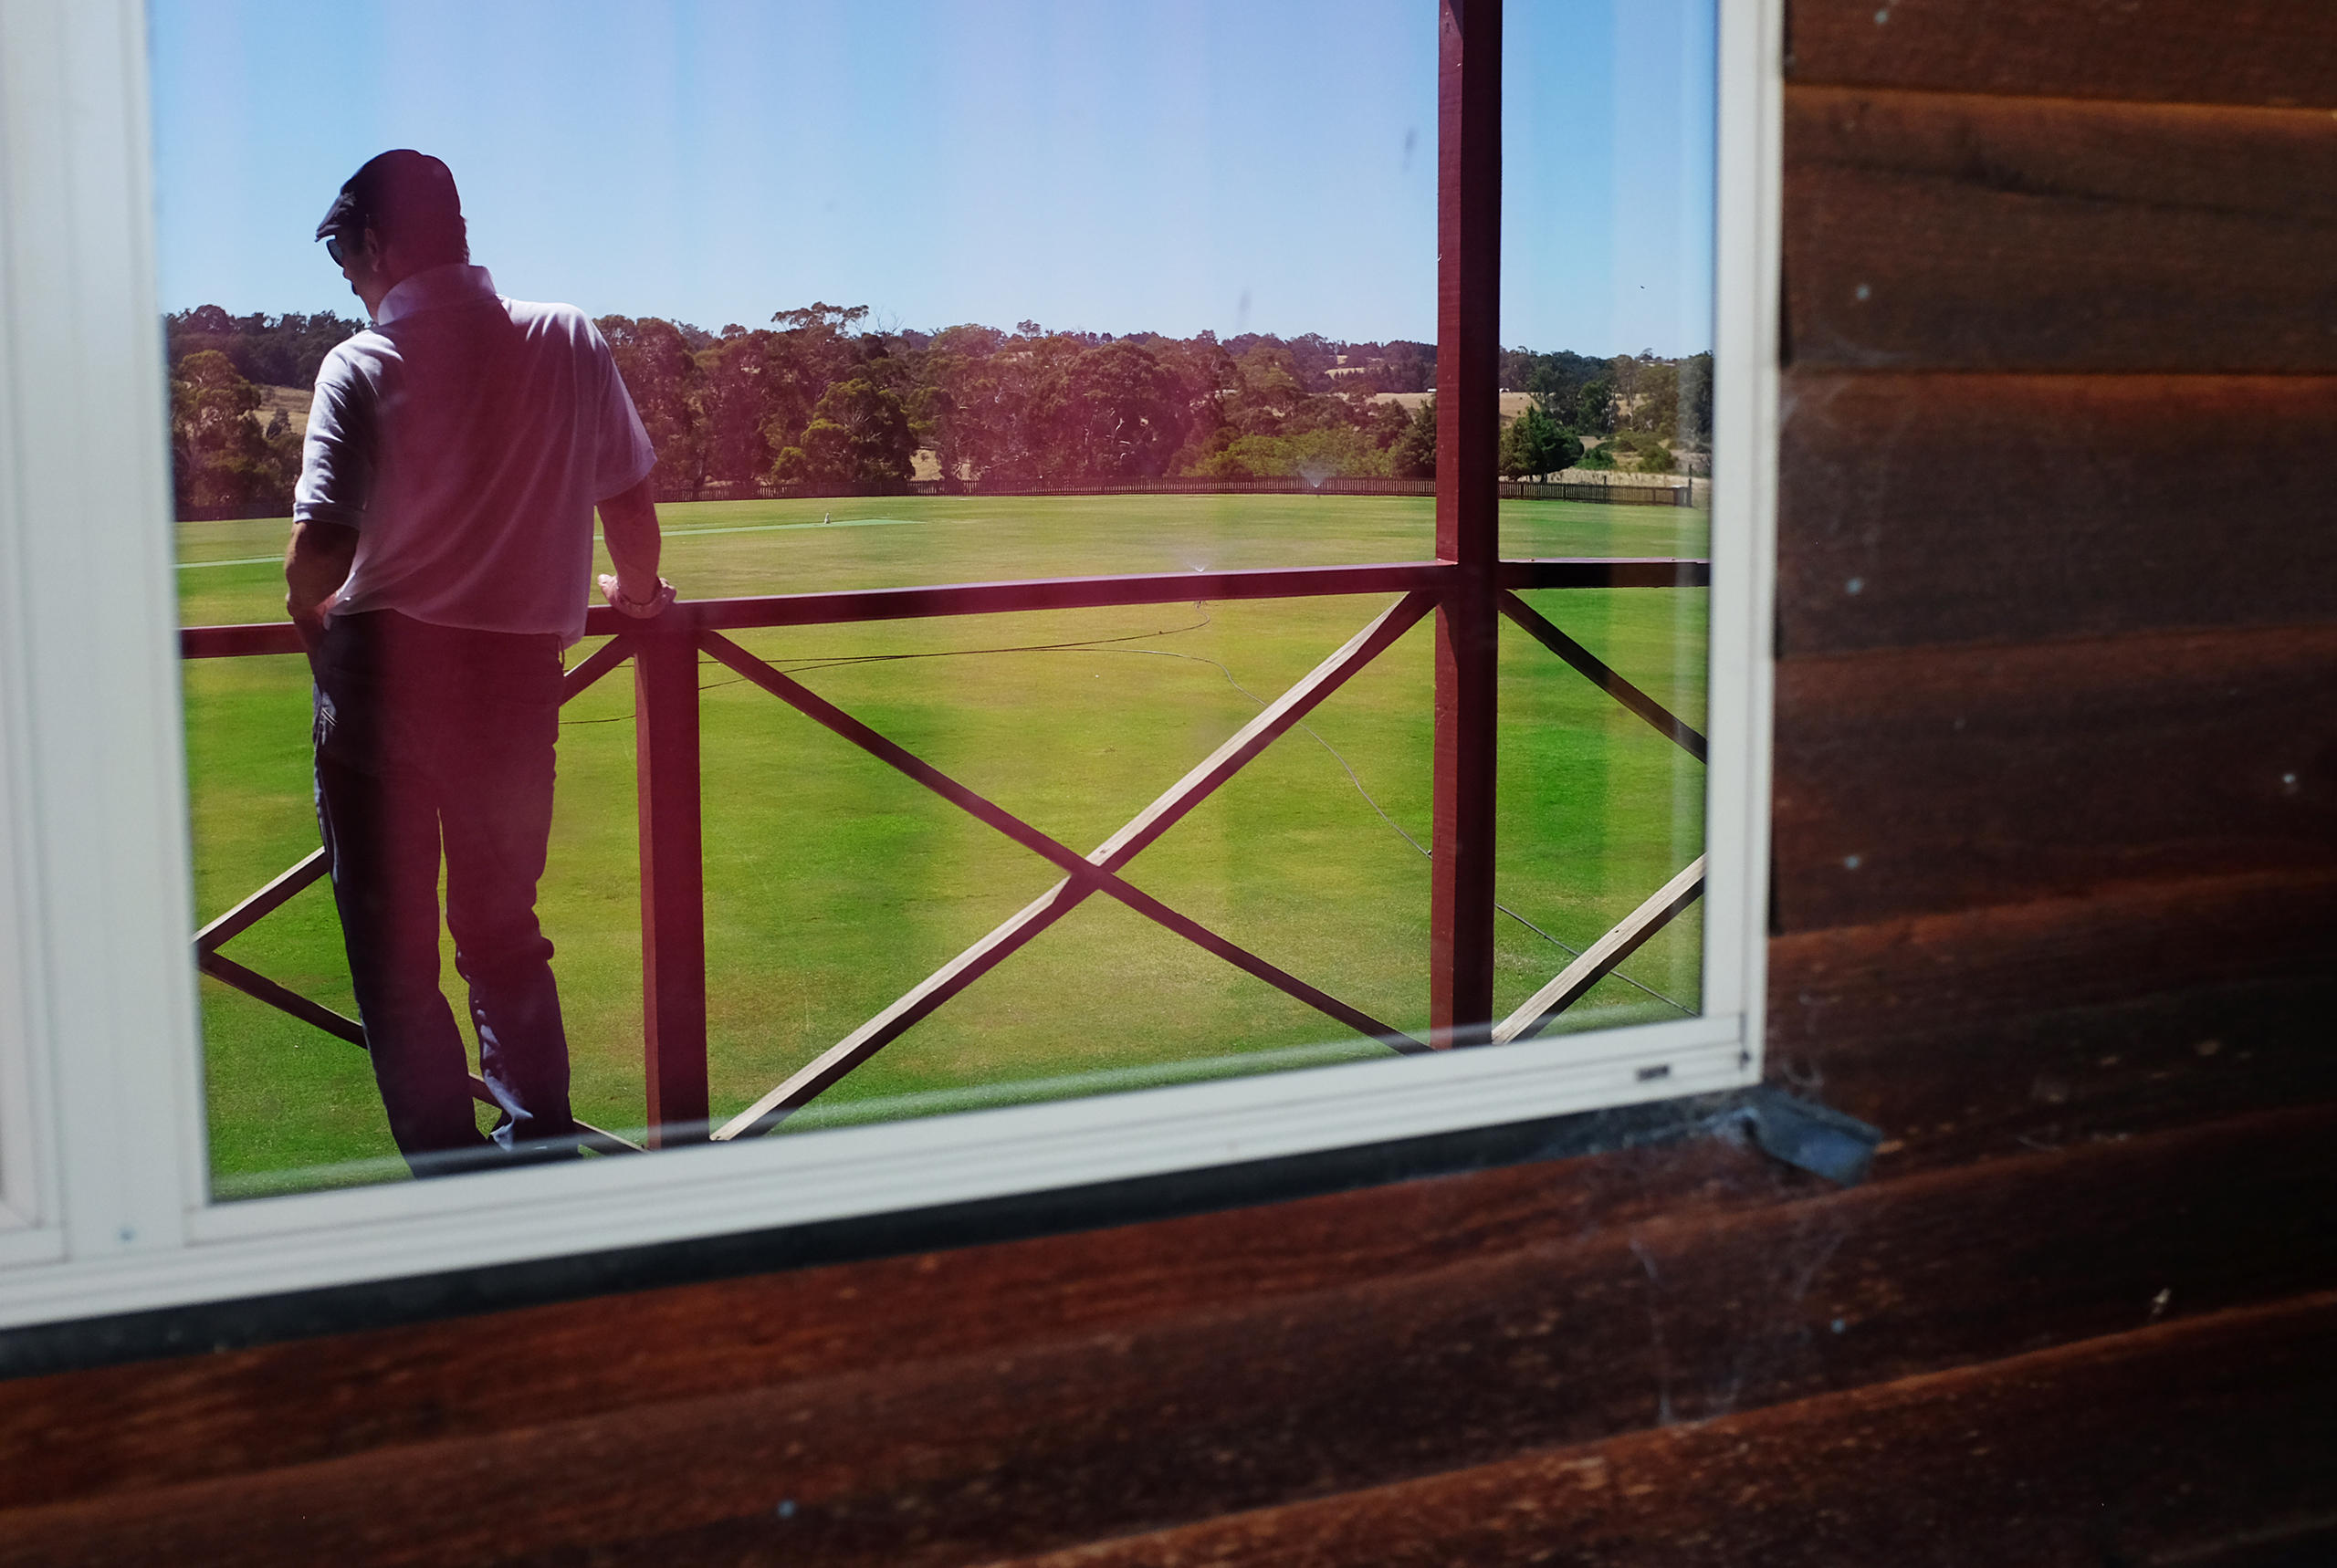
[{"xmin": 312, "ymin": 611, "xmax": 575, "ymax": 1175}]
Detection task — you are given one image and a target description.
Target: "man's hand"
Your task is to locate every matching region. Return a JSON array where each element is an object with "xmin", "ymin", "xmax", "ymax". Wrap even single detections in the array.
[
  {"xmin": 599, "ymin": 572, "xmax": 676, "ymax": 618},
  {"xmin": 285, "ymin": 518, "xmax": 358, "ymax": 654},
  {"xmin": 597, "ymin": 474, "xmax": 672, "ymax": 619}
]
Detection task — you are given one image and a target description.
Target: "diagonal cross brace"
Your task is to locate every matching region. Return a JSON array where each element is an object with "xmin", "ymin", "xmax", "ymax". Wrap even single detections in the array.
[
  {"xmin": 691, "ymin": 631, "xmax": 1420, "ymax": 1065},
  {"xmin": 185, "ymin": 633, "xmax": 649, "ymax": 1155},
  {"xmin": 199, "ymin": 948, "xmax": 366, "ymax": 1045},
  {"xmin": 704, "ymin": 591, "xmax": 1438, "ymax": 1139},
  {"xmin": 1490, "ymin": 593, "xmax": 1707, "ymax": 1037},
  {"xmin": 560, "ymin": 632, "xmax": 637, "ymax": 703},
  {"xmin": 698, "ymin": 632, "xmax": 1424, "ymax": 1067},
  {"xmin": 194, "ymin": 633, "xmax": 637, "ymax": 960},
  {"xmin": 697, "ymin": 634, "xmax": 1426, "ymax": 1067},
  {"xmin": 1498, "ymin": 590, "xmax": 1706, "ymax": 763},
  {"xmin": 195, "ymin": 952, "xmax": 642, "ymax": 1153},
  {"xmin": 195, "ymin": 850, "xmax": 330, "ymax": 956},
  {"xmin": 1491, "ymin": 855, "xmax": 1706, "ymax": 1045}
]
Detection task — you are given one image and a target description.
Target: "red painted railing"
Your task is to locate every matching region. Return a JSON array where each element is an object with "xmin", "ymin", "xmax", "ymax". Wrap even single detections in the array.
[{"xmin": 182, "ymin": 556, "xmax": 1708, "ymax": 1150}]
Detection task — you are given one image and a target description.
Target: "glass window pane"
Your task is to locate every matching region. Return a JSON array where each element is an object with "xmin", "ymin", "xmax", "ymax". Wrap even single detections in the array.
[
  {"xmin": 1495, "ymin": 0, "xmax": 1713, "ymax": 1038},
  {"xmin": 157, "ymin": 0, "xmax": 1715, "ymax": 1201}
]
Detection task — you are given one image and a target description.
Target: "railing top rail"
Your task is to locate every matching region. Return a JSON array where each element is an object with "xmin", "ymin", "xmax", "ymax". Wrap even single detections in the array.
[{"xmin": 178, "ymin": 557, "xmax": 1711, "ymax": 660}]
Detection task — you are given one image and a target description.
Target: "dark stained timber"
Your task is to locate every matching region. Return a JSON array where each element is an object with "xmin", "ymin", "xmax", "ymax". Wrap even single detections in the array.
[
  {"xmin": 971, "ymin": 1292, "xmax": 2337, "ymax": 1568},
  {"xmin": 1787, "ymin": 0, "xmax": 2337, "ymax": 109},
  {"xmin": 1792, "ymin": 974, "xmax": 2337, "ymax": 1182},
  {"xmin": 1772, "ymin": 624, "xmax": 2337, "ymax": 931},
  {"xmin": 1769, "ymin": 869, "xmax": 2337, "ymax": 1174},
  {"xmin": 1770, "ymin": 869, "xmax": 2337, "ymax": 1053},
  {"xmin": 1784, "ymin": 88, "xmax": 2337, "ymax": 372},
  {"xmin": 1778, "ymin": 372, "xmax": 2337, "ymax": 654},
  {"xmin": 2, "ymin": 1108, "xmax": 2330, "ymax": 1564},
  {"xmin": 0, "ymin": 1140, "xmax": 1802, "ymax": 1515}
]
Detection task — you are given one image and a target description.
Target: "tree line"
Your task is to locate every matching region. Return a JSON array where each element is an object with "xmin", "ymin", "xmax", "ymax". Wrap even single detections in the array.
[{"xmin": 164, "ymin": 302, "xmax": 1713, "ymax": 515}]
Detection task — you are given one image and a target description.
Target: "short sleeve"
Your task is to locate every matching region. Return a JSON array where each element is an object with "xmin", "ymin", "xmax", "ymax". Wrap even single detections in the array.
[
  {"xmin": 293, "ymin": 342, "xmax": 375, "ymax": 529},
  {"xmin": 589, "ymin": 321, "xmax": 658, "ymax": 500}
]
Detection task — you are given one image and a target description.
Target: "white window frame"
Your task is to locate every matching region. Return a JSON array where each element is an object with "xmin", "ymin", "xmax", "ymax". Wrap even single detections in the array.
[{"xmin": 0, "ymin": 0, "xmax": 1781, "ymax": 1331}]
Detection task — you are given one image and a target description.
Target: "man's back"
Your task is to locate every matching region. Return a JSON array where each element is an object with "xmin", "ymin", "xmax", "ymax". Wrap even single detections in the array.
[{"xmin": 299, "ymin": 263, "xmax": 651, "ymax": 643}]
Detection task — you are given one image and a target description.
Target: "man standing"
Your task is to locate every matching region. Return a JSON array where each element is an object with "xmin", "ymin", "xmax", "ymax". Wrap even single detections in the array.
[{"xmin": 287, "ymin": 151, "xmax": 676, "ymax": 1174}]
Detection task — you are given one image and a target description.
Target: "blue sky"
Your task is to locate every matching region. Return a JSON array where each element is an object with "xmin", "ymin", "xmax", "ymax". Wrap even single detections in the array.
[{"xmin": 150, "ymin": 0, "xmax": 1713, "ymax": 356}]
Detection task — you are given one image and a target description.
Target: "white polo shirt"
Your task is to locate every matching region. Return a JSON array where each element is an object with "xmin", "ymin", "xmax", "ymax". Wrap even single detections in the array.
[{"xmin": 294, "ymin": 264, "xmax": 655, "ymax": 644}]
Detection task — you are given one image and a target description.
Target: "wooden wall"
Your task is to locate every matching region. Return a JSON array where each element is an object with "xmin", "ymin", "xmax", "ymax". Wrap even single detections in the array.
[{"xmin": 3, "ymin": 4, "xmax": 2332, "ymax": 1562}]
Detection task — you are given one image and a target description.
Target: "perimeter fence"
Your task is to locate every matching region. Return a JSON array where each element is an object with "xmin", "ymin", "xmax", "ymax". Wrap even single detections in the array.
[{"xmin": 675, "ymin": 476, "xmax": 1697, "ymax": 507}]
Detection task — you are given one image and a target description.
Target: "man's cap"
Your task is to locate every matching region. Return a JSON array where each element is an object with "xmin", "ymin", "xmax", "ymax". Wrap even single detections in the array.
[{"xmin": 315, "ymin": 150, "xmax": 462, "ymax": 244}]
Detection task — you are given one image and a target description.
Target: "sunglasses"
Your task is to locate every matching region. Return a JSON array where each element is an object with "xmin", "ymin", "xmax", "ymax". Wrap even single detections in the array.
[{"xmin": 325, "ymin": 231, "xmax": 359, "ymax": 267}]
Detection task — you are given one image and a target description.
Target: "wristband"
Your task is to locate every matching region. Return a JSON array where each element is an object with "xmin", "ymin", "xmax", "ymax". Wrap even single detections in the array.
[{"xmin": 600, "ymin": 573, "xmax": 676, "ymax": 618}]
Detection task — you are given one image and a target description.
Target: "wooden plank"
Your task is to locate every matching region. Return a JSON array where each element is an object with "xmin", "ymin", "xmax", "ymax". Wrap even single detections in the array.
[
  {"xmin": 1797, "ymin": 972, "xmax": 2337, "ymax": 1180},
  {"xmin": 1771, "ymin": 869, "xmax": 2337, "ymax": 1050},
  {"xmin": 174, "ymin": 562, "xmax": 1703, "ymax": 666},
  {"xmin": 632, "ymin": 624, "xmax": 707, "ymax": 1144},
  {"xmin": 977, "ymin": 1290, "xmax": 2337, "ymax": 1568},
  {"xmin": 3, "ymin": 1106, "xmax": 2331, "ymax": 1564},
  {"xmin": 556, "ymin": 632, "xmax": 632, "ymax": 703},
  {"xmin": 1430, "ymin": 0, "xmax": 1502, "ymax": 1048},
  {"xmin": 1787, "ymin": 0, "xmax": 2337, "ymax": 109},
  {"xmin": 651, "ymin": 563, "xmax": 1451, "ymax": 636},
  {"xmin": 0, "ymin": 1136, "xmax": 1788, "ymax": 1516},
  {"xmin": 1496, "ymin": 558, "xmax": 1708, "ymax": 591},
  {"xmin": 195, "ymin": 952, "xmax": 364, "ymax": 1047},
  {"xmin": 1777, "ymin": 372, "xmax": 2337, "ymax": 655},
  {"xmin": 1499, "ymin": 591, "xmax": 1708, "ymax": 759},
  {"xmin": 192, "ymin": 850, "xmax": 328, "ymax": 956},
  {"xmin": 1770, "ymin": 869, "xmax": 2337, "ymax": 1173},
  {"xmin": 2172, "ymin": 1521, "xmax": 2337, "ymax": 1568},
  {"xmin": 1493, "ymin": 856, "xmax": 1705, "ymax": 1043},
  {"xmin": 1773, "ymin": 624, "xmax": 2337, "ymax": 931},
  {"xmin": 1784, "ymin": 87, "xmax": 2337, "ymax": 372}
]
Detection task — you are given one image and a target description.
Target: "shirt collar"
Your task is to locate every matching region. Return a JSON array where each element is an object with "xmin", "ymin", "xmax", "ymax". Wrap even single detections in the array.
[{"xmin": 373, "ymin": 264, "xmax": 499, "ymax": 327}]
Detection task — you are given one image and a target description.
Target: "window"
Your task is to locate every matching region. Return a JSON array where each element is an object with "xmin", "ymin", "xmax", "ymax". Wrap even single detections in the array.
[{"xmin": 0, "ymin": 0, "xmax": 1779, "ymax": 1327}]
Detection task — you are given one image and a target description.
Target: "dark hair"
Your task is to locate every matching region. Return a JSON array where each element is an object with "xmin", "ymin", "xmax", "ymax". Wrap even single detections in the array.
[{"xmin": 315, "ymin": 150, "xmax": 468, "ymax": 267}]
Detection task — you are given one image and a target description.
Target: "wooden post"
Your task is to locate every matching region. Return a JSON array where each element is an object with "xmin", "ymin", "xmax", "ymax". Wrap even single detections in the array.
[
  {"xmin": 1430, "ymin": 0, "xmax": 1501, "ymax": 1049},
  {"xmin": 634, "ymin": 622, "xmax": 709, "ymax": 1143}
]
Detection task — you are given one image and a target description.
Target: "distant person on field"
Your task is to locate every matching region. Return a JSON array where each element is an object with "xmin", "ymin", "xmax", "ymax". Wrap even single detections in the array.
[{"xmin": 286, "ymin": 150, "xmax": 676, "ymax": 1175}]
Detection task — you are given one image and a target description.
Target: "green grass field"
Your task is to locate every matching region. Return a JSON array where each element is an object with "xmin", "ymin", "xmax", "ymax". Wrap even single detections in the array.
[{"xmin": 179, "ymin": 493, "xmax": 1708, "ymax": 1197}]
